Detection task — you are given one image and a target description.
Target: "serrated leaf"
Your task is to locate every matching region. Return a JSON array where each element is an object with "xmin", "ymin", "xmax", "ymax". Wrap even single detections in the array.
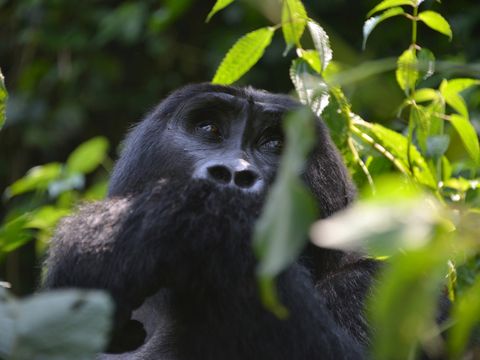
[
  {"xmin": 290, "ymin": 58, "xmax": 330, "ymax": 116},
  {"xmin": 206, "ymin": 0, "xmax": 234, "ymax": 22},
  {"xmin": 418, "ymin": 11, "xmax": 452, "ymax": 40},
  {"xmin": 367, "ymin": 0, "xmax": 413, "ymax": 17},
  {"xmin": 396, "ymin": 48, "xmax": 418, "ymax": 94},
  {"xmin": 307, "ymin": 21, "xmax": 332, "ymax": 73},
  {"xmin": 363, "ymin": 7, "xmax": 405, "ymax": 50},
  {"xmin": 354, "ymin": 121, "xmax": 436, "ymax": 188},
  {"xmin": 449, "ymin": 114, "xmax": 480, "ymax": 165},
  {"xmin": 418, "ymin": 48, "xmax": 435, "ymax": 80},
  {"xmin": 281, "ymin": 0, "xmax": 307, "ymax": 54},
  {"xmin": 66, "ymin": 137, "xmax": 109, "ymax": 175},
  {"xmin": 0, "ymin": 68, "xmax": 6, "ymax": 130},
  {"xmin": 212, "ymin": 27, "xmax": 275, "ymax": 85}
]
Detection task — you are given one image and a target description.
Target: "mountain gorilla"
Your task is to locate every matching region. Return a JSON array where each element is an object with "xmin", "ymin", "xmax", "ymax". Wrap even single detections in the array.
[{"xmin": 43, "ymin": 83, "xmax": 379, "ymax": 359}]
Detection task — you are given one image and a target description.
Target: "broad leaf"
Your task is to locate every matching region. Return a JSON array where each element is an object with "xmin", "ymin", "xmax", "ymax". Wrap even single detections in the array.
[
  {"xmin": 212, "ymin": 27, "xmax": 275, "ymax": 85},
  {"xmin": 363, "ymin": 7, "xmax": 405, "ymax": 50},
  {"xmin": 396, "ymin": 48, "xmax": 418, "ymax": 94},
  {"xmin": 0, "ymin": 68, "xmax": 6, "ymax": 130},
  {"xmin": 367, "ymin": 0, "xmax": 413, "ymax": 17},
  {"xmin": 449, "ymin": 114, "xmax": 480, "ymax": 165},
  {"xmin": 254, "ymin": 108, "xmax": 318, "ymax": 314},
  {"xmin": 290, "ymin": 58, "xmax": 330, "ymax": 116},
  {"xmin": 440, "ymin": 80, "xmax": 469, "ymax": 118},
  {"xmin": 206, "ymin": 0, "xmax": 235, "ymax": 22},
  {"xmin": 307, "ymin": 21, "xmax": 332, "ymax": 73},
  {"xmin": 443, "ymin": 78, "xmax": 480, "ymax": 94},
  {"xmin": 0, "ymin": 289, "xmax": 113, "ymax": 359},
  {"xmin": 281, "ymin": 0, "xmax": 307, "ymax": 54},
  {"xmin": 413, "ymin": 88, "xmax": 438, "ymax": 103},
  {"xmin": 418, "ymin": 11, "xmax": 452, "ymax": 40},
  {"xmin": 66, "ymin": 137, "xmax": 109, "ymax": 175},
  {"xmin": 298, "ymin": 49, "xmax": 321, "ymax": 74}
]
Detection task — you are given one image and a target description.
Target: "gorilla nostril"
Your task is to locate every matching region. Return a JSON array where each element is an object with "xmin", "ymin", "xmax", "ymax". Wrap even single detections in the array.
[
  {"xmin": 234, "ymin": 170, "xmax": 258, "ymax": 188},
  {"xmin": 207, "ymin": 165, "xmax": 232, "ymax": 184}
]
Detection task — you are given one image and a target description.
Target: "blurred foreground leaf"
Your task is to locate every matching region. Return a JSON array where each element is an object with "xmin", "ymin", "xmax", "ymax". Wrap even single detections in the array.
[
  {"xmin": 66, "ymin": 136, "xmax": 109, "ymax": 175},
  {"xmin": 0, "ymin": 68, "xmax": 6, "ymax": 130},
  {"xmin": 254, "ymin": 107, "xmax": 318, "ymax": 316},
  {"xmin": 0, "ymin": 288, "xmax": 113, "ymax": 360}
]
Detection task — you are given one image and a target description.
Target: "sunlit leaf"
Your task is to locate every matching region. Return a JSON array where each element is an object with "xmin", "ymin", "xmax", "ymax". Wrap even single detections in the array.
[
  {"xmin": 0, "ymin": 289, "xmax": 113, "ymax": 359},
  {"xmin": 353, "ymin": 120, "xmax": 437, "ymax": 188},
  {"xmin": 442, "ymin": 78, "xmax": 480, "ymax": 94},
  {"xmin": 298, "ymin": 49, "xmax": 321, "ymax": 74},
  {"xmin": 0, "ymin": 68, "xmax": 6, "ymax": 130},
  {"xmin": 281, "ymin": 0, "xmax": 307, "ymax": 54},
  {"xmin": 363, "ymin": 7, "xmax": 405, "ymax": 50},
  {"xmin": 6, "ymin": 163, "xmax": 63, "ymax": 198},
  {"xmin": 367, "ymin": 0, "xmax": 413, "ymax": 17},
  {"xmin": 206, "ymin": 0, "xmax": 235, "ymax": 22},
  {"xmin": 396, "ymin": 47, "xmax": 418, "ymax": 94},
  {"xmin": 413, "ymin": 88, "xmax": 438, "ymax": 103},
  {"xmin": 254, "ymin": 108, "xmax": 318, "ymax": 315},
  {"xmin": 66, "ymin": 137, "xmax": 109, "ymax": 175},
  {"xmin": 212, "ymin": 27, "xmax": 275, "ymax": 85},
  {"xmin": 307, "ymin": 20, "xmax": 332, "ymax": 73},
  {"xmin": 26, "ymin": 206, "xmax": 70, "ymax": 230},
  {"xmin": 449, "ymin": 114, "xmax": 480, "ymax": 165},
  {"xmin": 418, "ymin": 11, "xmax": 452, "ymax": 40},
  {"xmin": 290, "ymin": 58, "xmax": 330, "ymax": 116}
]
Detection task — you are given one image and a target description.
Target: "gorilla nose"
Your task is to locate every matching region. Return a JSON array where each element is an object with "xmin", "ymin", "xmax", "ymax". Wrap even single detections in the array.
[{"xmin": 198, "ymin": 161, "xmax": 263, "ymax": 191}]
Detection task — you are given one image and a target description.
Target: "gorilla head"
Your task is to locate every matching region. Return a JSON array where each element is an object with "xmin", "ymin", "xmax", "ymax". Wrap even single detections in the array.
[{"xmin": 108, "ymin": 83, "xmax": 355, "ymax": 217}]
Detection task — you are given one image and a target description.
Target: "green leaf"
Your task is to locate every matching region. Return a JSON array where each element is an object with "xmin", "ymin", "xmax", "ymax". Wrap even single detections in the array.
[
  {"xmin": 442, "ymin": 78, "xmax": 480, "ymax": 94},
  {"xmin": 307, "ymin": 20, "xmax": 332, "ymax": 73},
  {"xmin": 363, "ymin": 7, "xmax": 405, "ymax": 50},
  {"xmin": 417, "ymin": 48, "xmax": 435, "ymax": 80},
  {"xmin": 426, "ymin": 135, "xmax": 450, "ymax": 160},
  {"xmin": 298, "ymin": 49, "xmax": 322, "ymax": 74},
  {"xmin": 290, "ymin": 58, "xmax": 330, "ymax": 116},
  {"xmin": 367, "ymin": 0, "xmax": 413, "ymax": 17},
  {"xmin": 254, "ymin": 108, "xmax": 318, "ymax": 313},
  {"xmin": 0, "ymin": 215, "xmax": 32, "ymax": 254},
  {"xmin": 449, "ymin": 114, "xmax": 480, "ymax": 165},
  {"xmin": 26, "ymin": 206, "xmax": 70, "ymax": 230},
  {"xmin": 0, "ymin": 289, "xmax": 113, "ymax": 359},
  {"xmin": 6, "ymin": 163, "xmax": 63, "ymax": 198},
  {"xmin": 440, "ymin": 80, "xmax": 470, "ymax": 118},
  {"xmin": 449, "ymin": 275, "xmax": 480, "ymax": 358},
  {"xmin": 281, "ymin": 0, "xmax": 307, "ymax": 54},
  {"xmin": 66, "ymin": 137, "xmax": 109, "ymax": 175},
  {"xmin": 354, "ymin": 120, "xmax": 437, "ymax": 188},
  {"xmin": 396, "ymin": 48, "xmax": 418, "ymax": 94},
  {"xmin": 206, "ymin": 0, "xmax": 235, "ymax": 22},
  {"xmin": 418, "ymin": 11, "xmax": 452, "ymax": 40},
  {"xmin": 212, "ymin": 27, "xmax": 275, "ymax": 85},
  {"xmin": 410, "ymin": 104, "xmax": 429, "ymax": 154},
  {"xmin": 413, "ymin": 88, "xmax": 438, "ymax": 103},
  {"xmin": 0, "ymin": 68, "xmax": 6, "ymax": 130}
]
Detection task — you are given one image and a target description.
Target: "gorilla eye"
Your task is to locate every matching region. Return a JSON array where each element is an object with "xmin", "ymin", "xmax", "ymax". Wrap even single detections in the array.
[
  {"xmin": 195, "ymin": 122, "xmax": 222, "ymax": 140},
  {"xmin": 260, "ymin": 138, "xmax": 284, "ymax": 154}
]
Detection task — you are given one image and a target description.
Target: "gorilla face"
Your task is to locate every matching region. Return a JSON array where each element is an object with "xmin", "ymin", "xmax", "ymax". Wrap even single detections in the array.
[{"xmin": 108, "ymin": 83, "xmax": 355, "ymax": 217}]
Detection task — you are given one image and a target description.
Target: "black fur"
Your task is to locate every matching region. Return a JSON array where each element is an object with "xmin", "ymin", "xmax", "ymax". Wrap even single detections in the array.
[{"xmin": 43, "ymin": 84, "xmax": 377, "ymax": 359}]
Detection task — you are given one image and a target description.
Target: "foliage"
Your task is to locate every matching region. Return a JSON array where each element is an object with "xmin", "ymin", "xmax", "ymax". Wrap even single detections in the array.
[{"xmin": 210, "ymin": 0, "xmax": 480, "ymax": 358}]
